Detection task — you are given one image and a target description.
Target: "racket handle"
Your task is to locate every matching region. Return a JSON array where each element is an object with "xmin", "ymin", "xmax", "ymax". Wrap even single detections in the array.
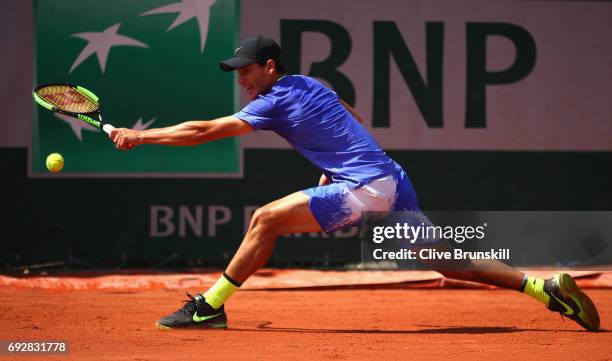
[{"xmin": 102, "ymin": 124, "xmax": 115, "ymax": 135}]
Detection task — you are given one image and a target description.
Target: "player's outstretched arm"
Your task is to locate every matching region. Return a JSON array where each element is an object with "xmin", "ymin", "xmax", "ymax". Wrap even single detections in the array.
[{"xmin": 109, "ymin": 116, "xmax": 253, "ymax": 149}]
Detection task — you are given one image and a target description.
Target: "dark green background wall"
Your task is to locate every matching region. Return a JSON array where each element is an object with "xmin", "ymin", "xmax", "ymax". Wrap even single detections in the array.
[{"xmin": 3, "ymin": 147, "xmax": 611, "ymax": 269}]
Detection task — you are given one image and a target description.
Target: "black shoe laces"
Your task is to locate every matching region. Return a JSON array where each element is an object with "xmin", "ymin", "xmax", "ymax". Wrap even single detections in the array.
[{"xmin": 176, "ymin": 292, "xmax": 198, "ymax": 316}]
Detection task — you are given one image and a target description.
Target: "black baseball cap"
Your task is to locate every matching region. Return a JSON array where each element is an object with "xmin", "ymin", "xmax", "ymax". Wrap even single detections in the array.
[{"xmin": 220, "ymin": 35, "xmax": 282, "ymax": 72}]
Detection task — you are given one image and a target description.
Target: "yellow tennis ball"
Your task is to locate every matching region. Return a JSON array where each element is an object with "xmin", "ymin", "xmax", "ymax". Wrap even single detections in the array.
[{"xmin": 46, "ymin": 153, "xmax": 64, "ymax": 173}]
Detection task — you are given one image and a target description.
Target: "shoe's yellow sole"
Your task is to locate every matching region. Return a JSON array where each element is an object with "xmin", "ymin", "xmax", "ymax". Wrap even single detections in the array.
[{"xmin": 558, "ymin": 273, "xmax": 600, "ymax": 331}]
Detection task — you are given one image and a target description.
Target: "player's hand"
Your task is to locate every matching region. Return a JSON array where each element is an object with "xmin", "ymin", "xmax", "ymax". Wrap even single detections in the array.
[
  {"xmin": 110, "ymin": 128, "xmax": 142, "ymax": 150},
  {"xmin": 318, "ymin": 173, "xmax": 330, "ymax": 186}
]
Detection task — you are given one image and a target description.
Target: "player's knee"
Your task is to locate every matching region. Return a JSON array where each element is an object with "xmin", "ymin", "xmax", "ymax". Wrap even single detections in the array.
[{"xmin": 249, "ymin": 207, "xmax": 279, "ymax": 234}]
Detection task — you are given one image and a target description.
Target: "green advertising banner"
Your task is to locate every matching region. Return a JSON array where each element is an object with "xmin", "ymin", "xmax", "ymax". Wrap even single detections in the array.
[{"xmin": 33, "ymin": 0, "xmax": 240, "ymax": 176}]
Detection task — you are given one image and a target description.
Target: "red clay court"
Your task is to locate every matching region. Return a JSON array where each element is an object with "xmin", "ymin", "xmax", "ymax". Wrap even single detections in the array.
[{"xmin": 1, "ymin": 269, "xmax": 610, "ymax": 360}]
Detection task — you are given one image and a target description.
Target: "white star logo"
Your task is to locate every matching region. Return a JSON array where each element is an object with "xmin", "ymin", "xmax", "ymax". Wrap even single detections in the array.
[
  {"xmin": 54, "ymin": 113, "xmax": 99, "ymax": 141},
  {"xmin": 69, "ymin": 23, "xmax": 149, "ymax": 74},
  {"xmin": 132, "ymin": 116, "xmax": 157, "ymax": 131},
  {"xmin": 140, "ymin": 0, "xmax": 217, "ymax": 53}
]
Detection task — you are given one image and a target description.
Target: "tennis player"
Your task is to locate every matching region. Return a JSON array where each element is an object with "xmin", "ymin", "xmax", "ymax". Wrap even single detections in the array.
[{"xmin": 109, "ymin": 35, "xmax": 600, "ymax": 331}]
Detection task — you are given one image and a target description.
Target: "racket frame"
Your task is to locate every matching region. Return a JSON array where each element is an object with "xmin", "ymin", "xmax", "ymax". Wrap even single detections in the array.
[{"xmin": 33, "ymin": 83, "xmax": 115, "ymax": 134}]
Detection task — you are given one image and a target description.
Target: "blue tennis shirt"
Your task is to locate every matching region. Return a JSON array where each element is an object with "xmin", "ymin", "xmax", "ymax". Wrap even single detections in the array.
[{"xmin": 234, "ymin": 75, "xmax": 404, "ymax": 188}]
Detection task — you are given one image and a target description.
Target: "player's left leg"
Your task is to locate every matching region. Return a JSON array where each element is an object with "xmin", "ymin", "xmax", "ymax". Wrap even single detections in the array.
[
  {"xmin": 417, "ymin": 240, "xmax": 600, "ymax": 331},
  {"xmin": 394, "ymin": 169, "xmax": 600, "ymax": 331},
  {"xmin": 414, "ymin": 240, "xmax": 524, "ymax": 289}
]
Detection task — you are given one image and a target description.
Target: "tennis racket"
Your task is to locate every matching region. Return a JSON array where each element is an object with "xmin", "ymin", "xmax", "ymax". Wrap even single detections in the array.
[{"xmin": 32, "ymin": 83, "xmax": 115, "ymax": 135}]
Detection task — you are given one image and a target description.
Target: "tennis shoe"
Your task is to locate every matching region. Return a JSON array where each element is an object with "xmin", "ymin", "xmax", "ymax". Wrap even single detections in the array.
[
  {"xmin": 544, "ymin": 273, "xmax": 600, "ymax": 331},
  {"xmin": 156, "ymin": 292, "xmax": 227, "ymax": 330}
]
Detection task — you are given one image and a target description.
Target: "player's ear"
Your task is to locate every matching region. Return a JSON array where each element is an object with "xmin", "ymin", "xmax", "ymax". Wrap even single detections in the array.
[{"xmin": 266, "ymin": 59, "xmax": 276, "ymax": 75}]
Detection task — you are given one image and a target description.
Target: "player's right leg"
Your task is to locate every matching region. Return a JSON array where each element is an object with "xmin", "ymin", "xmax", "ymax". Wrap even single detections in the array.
[
  {"xmin": 224, "ymin": 191, "xmax": 322, "ymax": 283},
  {"xmin": 156, "ymin": 191, "xmax": 322, "ymax": 330}
]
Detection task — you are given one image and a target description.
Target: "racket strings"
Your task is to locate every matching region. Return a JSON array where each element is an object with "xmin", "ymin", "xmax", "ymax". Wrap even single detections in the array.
[{"xmin": 36, "ymin": 85, "xmax": 98, "ymax": 113}]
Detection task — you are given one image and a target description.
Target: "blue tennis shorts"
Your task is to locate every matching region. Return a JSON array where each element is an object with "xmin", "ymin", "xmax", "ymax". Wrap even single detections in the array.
[{"xmin": 302, "ymin": 170, "xmax": 420, "ymax": 233}]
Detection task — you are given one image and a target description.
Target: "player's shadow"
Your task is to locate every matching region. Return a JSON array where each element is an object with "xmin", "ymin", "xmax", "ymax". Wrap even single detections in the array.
[{"xmin": 240, "ymin": 321, "xmax": 552, "ymax": 334}]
